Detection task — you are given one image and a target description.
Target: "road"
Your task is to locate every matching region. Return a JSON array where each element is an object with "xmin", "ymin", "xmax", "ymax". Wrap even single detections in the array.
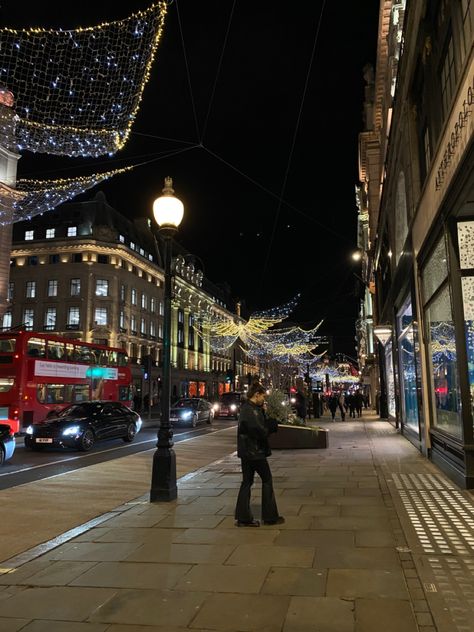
[{"xmin": 0, "ymin": 419, "xmax": 236, "ymax": 490}]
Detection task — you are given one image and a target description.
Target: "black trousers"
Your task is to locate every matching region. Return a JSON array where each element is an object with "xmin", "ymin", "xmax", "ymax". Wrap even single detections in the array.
[{"xmin": 235, "ymin": 458, "xmax": 279, "ymax": 523}]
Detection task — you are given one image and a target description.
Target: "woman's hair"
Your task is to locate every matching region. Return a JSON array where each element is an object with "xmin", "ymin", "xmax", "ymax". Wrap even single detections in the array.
[{"xmin": 247, "ymin": 381, "xmax": 266, "ymax": 399}]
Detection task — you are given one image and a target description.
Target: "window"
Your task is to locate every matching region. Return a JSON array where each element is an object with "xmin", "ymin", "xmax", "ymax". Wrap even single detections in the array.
[
  {"xmin": 95, "ymin": 279, "xmax": 108, "ymax": 297},
  {"xmin": 67, "ymin": 226, "xmax": 77, "ymax": 237},
  {"xmin": 131, "ymin": 315, "xmax": 137, "ymax": 333},
  {"xmin": 70, "ymin": 278, "xmax": 81, "ymax": 296},
  {"xmin": 440, "ymin": 33, "xmax": 456, "ymax": 119},
  {"xmin": 119, "ymin": 234, "xmax": 125, "ymax": 243},
  {"xmin": 139, "ymin": 247, "xmax": 145, "ymax": 256},
  {"xmin": 26, "ymin": 281, "xmax": 36, "ymax": 298},
  {"xmin": 120, "ymin": 284, "xmax": 126, "ymax": 301},
  {"xmin": 49, "ymin": 254, "xmax": 60, "ymax": 264},
  {"xmin": 141, "ymin": 293, "xmax": 147, "ymax": 309},
  {"xmin": 158, "ymin": 324, "xmax": 163, "ymax": 339},
  {"xmin": 130, "ymin": 242, "xmax": 135, "ymax": 250},
  {"xmin": 28, "ymin": 256, "xmax": 38, "ymax": 266},
  {"xmin": 141, "ymin": 317, "xmax": 146, "ymax": 334},
  {"xmin": 2, "ymin": 312, "xmax": 11, "ymax": 330},
  {"xmin": 7, "ymin": 282, "xmax": 13, "ymax": 301},
  {"xmin": 459, "ymin": 0, "xmax": 473, "ymax": 65},
  {"xmin": 67, "ymin": 307, "xmax": 80, "ymax": 326},
  {"xmin": 159, "ymin": 301, "xmax": 164, "ymax": 315},
  {"xmin": 178, "ymin": 309, "xmax": 184, "ymax": 323},
  {"xmin": 23, "ymin": 309, "xmax": 34, "ymax": 330},
  {"xmin": 97, "ymin": 254, "xmax": 109, "ymax": 264},
  {"xmin": 44, "ymin": 307, "xmax": 57, "ymax": 330},
  {"xmin": 47, "ymin": 280, "xmax": 58, "ymax": 297},
  {"xmin": 72, "ymin": 253, "xmax": 83, "ymax": 263},
  {"xmin": 46, "ymin": 228, "xmax": 55, "ymax": 239},
  {"xmin": 150, "ymin": 321, "xmax": 156, "ymax": 337},
  {"xmin": 94, "ymin": 307, "xmax": 108, "ymax": 326},
  {"xmin": 131, "ymin": 288, "xmax": 137, "ymax": 305},
  {"xmin": 25, "ymin": 230, "xmax": 34, "ymax": 241},
  {"xmin": 119, "ymin": 310, "xmax": 125, "ymax": 329},
  {"xmin": 151, "ymin": 297, "xmax": 156, "ymax": 313}
]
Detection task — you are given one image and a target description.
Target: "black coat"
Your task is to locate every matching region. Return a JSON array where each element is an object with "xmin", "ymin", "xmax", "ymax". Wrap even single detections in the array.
[{"xmin": 237, "ymin": 400, "xmax": 277, "ymax": 460}]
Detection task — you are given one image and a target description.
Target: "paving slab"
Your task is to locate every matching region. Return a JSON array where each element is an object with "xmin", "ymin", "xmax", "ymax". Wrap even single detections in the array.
[
  {"xmin": 70, "ymin": 561, "xmax": 191, "ymax": 589},
  {"xmin": 261, "ymin": 567, "xmax": 327, "ymax": 596},
  {"xmin": 355, "ymin": 598, "xmax": 418, "ymax": 632},
  {"xmin": 283, "ymin": 596, "xmax": 354, "ymax": 632}
]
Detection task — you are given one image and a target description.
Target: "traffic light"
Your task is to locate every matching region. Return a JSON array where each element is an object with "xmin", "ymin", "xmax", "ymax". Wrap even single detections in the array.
[{"xmin": 140, "ymin": 354, "xmax": 153, "ymax": 380}]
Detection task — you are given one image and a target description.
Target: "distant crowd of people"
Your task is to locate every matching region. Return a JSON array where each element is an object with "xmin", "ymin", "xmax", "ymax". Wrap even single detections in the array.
[{"xmin": 292, "ymin": 389, "xmax": 369, "ymax": 422}]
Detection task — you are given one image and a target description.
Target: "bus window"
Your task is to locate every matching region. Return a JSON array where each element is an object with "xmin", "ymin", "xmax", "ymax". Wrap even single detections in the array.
[
  {"xmin": 108, "ymin": 350, "xmax": 118, "ymax": 366},
  {"xmin": 76, "ymin": 346, "xmax": 93, "ymax": 363},
  {"xmin": 118, "ymin": 352, "xmax": 128, "ymax": 367},
  {"xmin": 73, "ymin": 384, "xmax": 90, "ymax": 402},
  {"xmin": 28, "ymin": 338, "xmax": 46, "ymax": 358},
  {"xmin": 65, "ymin": 343, "xmax": 78, "ymax": 362},
  {"xmin": 37, "ymin": 384, "xmax": 65, "ymax": 404},
  {"xmin": 47, "ymin": 341, "xmax": 66, "ymax": 361},
  {"xmin": 0, "ymin": 378, "xmax": 14, "ymax": 392},
  {"xmin": 119, "ymin": 385, "xmax": 131, "ymax": 402},
  {"xmin": 98, "ymin": 349, "xmax": 108, "ymax": 365},
  {"xmin": 0, "ymin": 338, "xmax": 16, "ymax": 353}
]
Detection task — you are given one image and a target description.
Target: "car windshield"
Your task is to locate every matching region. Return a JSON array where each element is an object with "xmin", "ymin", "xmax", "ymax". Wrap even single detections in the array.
[
  {"xmin": 220, "ymin": 393, "xmax": 240, "ymax": 403},
  {"xmin": 56, "ymin": 403, "xmax": 102, "ymax": 417},
  {"xmin": 174, "ymin": 399, "xmax": 198, "ymax": 409}
]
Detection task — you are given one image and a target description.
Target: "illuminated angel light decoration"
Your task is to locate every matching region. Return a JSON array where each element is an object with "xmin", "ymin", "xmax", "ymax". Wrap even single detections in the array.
[
  {"xmin": 204, "ymin": 295, "xmax": 300, "ymax": 353},
  {"xmin": 0, "ymin": 2, "xmax": 167, "ymax": 157},
  {"xmin": 246, "ymin": 321, "xmax": 324, "ymax": 362},
  {"xmin": 0, "ymin": 167, "xmax": 134, "ymax": 225}
]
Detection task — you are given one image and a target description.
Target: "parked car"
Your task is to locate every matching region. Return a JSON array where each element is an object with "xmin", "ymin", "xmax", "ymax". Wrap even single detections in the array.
[
  {"xmin": 170, "ymin": 398, "xmax": 213, "ymax": 427},
  {"xmin": 0, "ymin": 423, "xmax": 15, "ymax": 466},
  {"xmin": 24, "ymin": 401, "xmax": 142, "ymax": 452},
  {"xmin": 213, "ymin": 391, "xmax": 243, "ymax": 419}
]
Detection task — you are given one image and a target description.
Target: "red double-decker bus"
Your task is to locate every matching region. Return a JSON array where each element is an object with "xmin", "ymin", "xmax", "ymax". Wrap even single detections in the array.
[{"xmin": 0, "ymin": 331, "xmax": 132, "ymax": 432}]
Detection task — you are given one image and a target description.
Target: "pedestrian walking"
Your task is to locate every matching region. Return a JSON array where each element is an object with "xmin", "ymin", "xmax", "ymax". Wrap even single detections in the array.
[
  {"xmin": 338, "ymin": 392, "xmax": 346, "ymax": 421},
  {"xmin": 354, "ymin": 391, "xmax": 363, "ymax": 418},
  {"xmin": 294, "ymin": 388, "xmax": 307, "ymax": 421},
  {"xmin": 328, "ymin": 393, "xmax": 338, "ymax": 421},
  {"xmin": 234, "ymin": 381, "xmax": 284, "ymax": 527}
]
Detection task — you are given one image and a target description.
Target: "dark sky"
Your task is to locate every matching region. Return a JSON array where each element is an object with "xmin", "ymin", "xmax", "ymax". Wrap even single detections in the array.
[{"xmin": 2, "ymin": 1, "xmax": 380, "ymax": 356}]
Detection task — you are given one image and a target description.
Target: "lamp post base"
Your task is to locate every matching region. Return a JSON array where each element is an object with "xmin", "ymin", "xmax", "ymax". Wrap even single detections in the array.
[{"xmin": 150, "ymin": 448, "xmax": 177, "ymax": 502}]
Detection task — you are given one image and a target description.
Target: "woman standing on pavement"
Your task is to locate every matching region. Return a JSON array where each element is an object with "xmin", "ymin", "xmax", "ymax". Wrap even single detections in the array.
[{"xmin": 234, "ymin": 381, "xmax": 284, "ymax": 527}]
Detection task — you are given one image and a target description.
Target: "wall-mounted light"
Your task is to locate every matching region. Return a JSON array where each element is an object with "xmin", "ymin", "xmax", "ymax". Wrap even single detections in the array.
[{"xmin": 374, "ymin": 325, "xmax": 392, "ymax": 345}]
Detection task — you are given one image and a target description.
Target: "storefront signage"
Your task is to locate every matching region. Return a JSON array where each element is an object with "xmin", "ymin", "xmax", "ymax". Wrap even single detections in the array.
[{"xmin": 435, "ymin": 76, "xmax": 474, "ymax": 190}]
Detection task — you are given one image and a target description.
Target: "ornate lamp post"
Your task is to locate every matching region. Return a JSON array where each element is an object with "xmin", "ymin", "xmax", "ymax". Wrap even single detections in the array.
[{"xmin": 150, "ymin": 177, "xmax": 184, "ymax": 502}]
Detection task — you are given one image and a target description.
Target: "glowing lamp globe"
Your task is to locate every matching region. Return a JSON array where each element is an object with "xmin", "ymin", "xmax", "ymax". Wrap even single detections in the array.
[{"xmin": 153, "ymin": 177, "xmax": 184, "ymax": 229}]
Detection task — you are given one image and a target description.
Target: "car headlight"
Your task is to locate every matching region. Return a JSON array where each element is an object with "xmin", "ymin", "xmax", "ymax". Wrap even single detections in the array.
[
  {"xmin": 230, "ymin": 404, "xmax": 237, "ymax": 411},
  {"xmin": 136, "ymin": 417, "xmax": 142, "ymax": 432},
  {"xmin": 26, "ymin": 425, "xmax": 33, "ymax": 435},
  {"xmin": 62, "ymin": 425, "xmax": 80, "ymax": 436},
  {"xmin": 290, "ymin": 397, "xmax": 296, "ymax": 404},
  {"xmin": 212, "ymin": 403, "xmax": 219, "ymax": 411},
  {"xmin": 181, "ymin": 411, "xmax": 192, "ymax": 419}
]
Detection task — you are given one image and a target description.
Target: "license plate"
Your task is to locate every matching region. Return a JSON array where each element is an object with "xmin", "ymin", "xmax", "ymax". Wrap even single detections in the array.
[{"xmin": 36, "ymin": 438, "xmax": 53, "ymax": 443}]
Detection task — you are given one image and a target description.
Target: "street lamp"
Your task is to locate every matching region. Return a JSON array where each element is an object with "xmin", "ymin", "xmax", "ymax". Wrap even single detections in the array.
[{"xmin": 150, "ymin": 176, "xmax": 184, "ymax": 502}]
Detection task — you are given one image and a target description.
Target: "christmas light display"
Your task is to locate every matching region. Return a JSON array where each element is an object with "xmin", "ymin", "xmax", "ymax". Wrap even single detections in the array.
[
  {"xmin": 0, "ymin": 2, "xmax": 167, "ymax": 157},
  {"xmin": 0, "ymin": 166, "xmax": 134, "ymax": 225}
]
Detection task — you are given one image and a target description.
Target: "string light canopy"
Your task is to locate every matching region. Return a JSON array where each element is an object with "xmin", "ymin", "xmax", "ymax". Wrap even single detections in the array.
[
  {"xmin": 0, "ymin": 166, "xmax": 134, "ymax": 225},
  {"xmin": 0, "ymin": 2, "xmax": 167, "ymax": 157}
]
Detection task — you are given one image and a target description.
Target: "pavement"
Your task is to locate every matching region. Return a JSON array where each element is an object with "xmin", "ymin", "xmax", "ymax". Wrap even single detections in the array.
[{"xmin": 0, "ymin": 411, "xmax": 474, "ymax": 631}]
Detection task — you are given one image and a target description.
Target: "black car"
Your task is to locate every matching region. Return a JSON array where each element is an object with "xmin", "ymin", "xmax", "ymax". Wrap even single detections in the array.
[
  {"xmin": 0, "ymin": 423, "xmax": 15, "ymax": 466},
  {"xmin": 24, "ymin": 401, "xmax": 142, "ymax": 452},
  {"xmin": 170, "ymin": 398, "xmax": 213, "ymax": 427},
  {"xmin": 213, "ymin": 392, "xmax": 243, "ymax": 419}
]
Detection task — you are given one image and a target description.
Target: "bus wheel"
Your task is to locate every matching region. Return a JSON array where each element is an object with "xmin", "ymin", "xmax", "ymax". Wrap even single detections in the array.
[
  {"xmin": 123, "ymin": 423, "xmax": 136, "ymax": 443},
  {"xmin": 79, "ymin": 429, "xmax": 95, "ymax": 452}
]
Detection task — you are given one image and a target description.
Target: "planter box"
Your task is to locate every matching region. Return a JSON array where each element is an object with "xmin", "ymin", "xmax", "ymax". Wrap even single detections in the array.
[{"xmin": 269, "ymin": 424, "xmax": 328, "ymax": 449}]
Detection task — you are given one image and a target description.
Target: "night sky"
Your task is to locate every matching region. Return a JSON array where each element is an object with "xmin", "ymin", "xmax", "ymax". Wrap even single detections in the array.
[{"xmin": 1, "ymin": 1, "xmax": 380, "ymax": 356}]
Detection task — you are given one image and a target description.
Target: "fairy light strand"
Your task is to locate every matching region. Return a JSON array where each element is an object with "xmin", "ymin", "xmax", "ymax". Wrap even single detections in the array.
[{"xmin": 0, "ymin": 2, "xmax": 167, "ymax": 157}]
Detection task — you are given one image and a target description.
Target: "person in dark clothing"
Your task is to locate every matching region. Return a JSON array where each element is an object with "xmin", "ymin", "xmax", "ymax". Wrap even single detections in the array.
[
  {"xmin": 354, "ymin": 391, "xmax": 364, "ymax": 417},
  {"xmin": 234, "ymin": 382, "xmax": 284, "ymax": 527},
  {"xmin": 328, "ymin": 394, "xmax": 338, "ymax": 421},
  {"xmin": 294, "ymin": 389, "xmax": 307, "ymax": 421}
]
